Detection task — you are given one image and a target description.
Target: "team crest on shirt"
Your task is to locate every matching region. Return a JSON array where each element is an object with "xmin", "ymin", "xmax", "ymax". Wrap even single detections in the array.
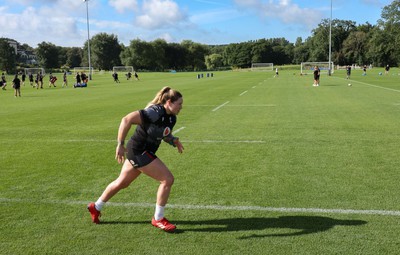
[{"xmin": 163, "ymin": 127, "xmax": 171, "ymax": 137}]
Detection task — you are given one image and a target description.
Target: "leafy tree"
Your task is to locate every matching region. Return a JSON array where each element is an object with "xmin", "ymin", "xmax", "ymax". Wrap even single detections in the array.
[
  {"xmin": 181, "ymin": 40, "xmax": 208, "ymax": 71},
  {"xmin": 223, "ymin": 42, "xmax": 252, "ymax": 68},
  {"xmin": 381, "ymin": 1, "xmax": 400, "ymax": 24},
  {"xmin": 164, "ymin": 42, "xmax": 187, "ymax": 71},
  {"xmin": 205, "ymin": 53, "xmax": 223, "ymax": 70},
  {"xmin": 208, "ymin": 45, "xmax": 226, "ymax": 55},
  {"xmin": 57, "ymin": 46, "xmax": 67, "ymax": 68},
  {"xmin": 65, "ymin": 47, "xmax": 83, "ymax": 68},
  {"xmin": 83, "ymin": 33, "xmax": 121, "ymax": 70},
  {"xmin": 151, "ymin": 39, "xmax": 168, "ymax": 71},
  {"xmin": 306, "ymin": 19, "xmax": 356, "ymax": 64},
  {"xmin": 0, "ymin": 38, "xmax": 16, "ymax": 73},
  {"xmin": 342, "ymin": 31, "xmax": 368, "ymax": 65},
  {"xmin": 35, "ymin": 42, "xmax": 60, "ymax": 69},
  {"xmin": 293, "ymin": 37, "xmax": 309, "ymax": 64},
  {"xmin": 372, "ymin": 1, "xmax": 400, "ymax": 66},
  {"xmin": 123, "ymin": 39, "xmax": 156, "ymax": 70},
  {"xmin": 251, "ymin": 39, "xmax": 273, "ymax": 63}
]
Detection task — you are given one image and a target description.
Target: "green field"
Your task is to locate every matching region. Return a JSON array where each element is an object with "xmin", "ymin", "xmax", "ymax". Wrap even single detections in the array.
[{"xmin": 1, "ymin": 68, "xmax": 400, "ymax": 254}]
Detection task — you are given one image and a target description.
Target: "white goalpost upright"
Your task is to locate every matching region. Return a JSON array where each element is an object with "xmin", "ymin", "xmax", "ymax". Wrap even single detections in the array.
[
  {"xmin": 251, "ymin": 63, "xmax": 274, "ymax": 71},
  {"xmin": 301, "ymin": 62, "xmax": 334, "ymax": 74},
  {"xmin": 24, "ymin": 68, "xmax": 45, "ymax": 76}
]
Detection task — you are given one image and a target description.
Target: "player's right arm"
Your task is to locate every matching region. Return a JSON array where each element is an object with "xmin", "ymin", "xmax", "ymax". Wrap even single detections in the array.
[{"xmin": 115, "ymin": 111, "xmax": 142, "ymax": 163}]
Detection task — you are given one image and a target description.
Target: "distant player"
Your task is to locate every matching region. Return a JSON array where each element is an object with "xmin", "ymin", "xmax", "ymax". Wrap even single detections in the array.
[
  {"xmin": 1, "ymin": 73, "xmax": 7, "ymax": 90},
  {"xmin": 12, "ymin": 74, "xmax": 21, "ymax": 97},
  {"xmin": 76, "ymin": 72, "xmax": 81, "ymax": 86},
  {"xmin": 39, "ymin": 72, "xmax": 44, "ymax": 89},
  {"xmin": 313, "ymin": 66, "xmax": 320, "ymax": 86},
  {"xmin": 62, "ymin": 72, "xmax": 68, "ymax": 88},
  {"xmin": 21, "ymin": 73, "xmax": 26, "ymax": 86},
  {"xmin": 35, "ymin": 73, "xmax": 39, "ymax": 89},
  {"xmin": 29, "ymin": 73, "xmax": 34, "ymax": 86},
  {"xmin": 385, "ymin": 65, "xmax": 390, "ymax": 75},
  {"xmin": 126, "ymin": 72, "xmax": 132, "ymax": 80},
  {"xmin": 48, "ymin": 73, "xmax": 57, "ymax": 87},
  {"xmin": 274, "ymin": 68, "xmax": 279, "ymax": 77},
  {"xmin": 346, "ymin": 65, "xmax": 351, "ymax": 79},
  {"xmin": 112, "ymin": 71, "xmax": 120, "ymax": 83},
  {"xmin": 363, "ymin": 65, "xmax": 367, "ymax": 76},
  {"xmin": 134, "ymin": 71, "xmax": 139, "ymax": 81},
  {"xmin": 81, "ymin": 72, "xmax": 87, "ymax": 84}
]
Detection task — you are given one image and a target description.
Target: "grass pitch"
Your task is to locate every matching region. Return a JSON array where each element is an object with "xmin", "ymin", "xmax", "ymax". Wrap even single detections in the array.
[{"xmin": 1, "ymin": 68, "xmax": 400, "ymax": 254}]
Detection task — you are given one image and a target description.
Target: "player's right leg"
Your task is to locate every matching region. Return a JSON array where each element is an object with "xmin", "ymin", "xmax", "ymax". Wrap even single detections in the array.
[{"xmin": 87, "ymin": 160, "xmax": 141, "ymax": 224}]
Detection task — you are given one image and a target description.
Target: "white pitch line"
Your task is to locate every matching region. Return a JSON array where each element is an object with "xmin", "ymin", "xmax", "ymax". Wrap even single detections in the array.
[
  {"xmin": 0, "ymin": 139, "xmax": 267, "ymax": 144},
  {"xmin": 186, "ymin": 104, "xmax": 275, "ymax": 107},
  {"xmin": 184, "ymin": 140, "xmax": 266, "ymax": 143},
  {"xmin": 226, "ymin": 104, "xmax": 276, "ymax": 107},
  {"xmin": 172, "ymin": 126, "xmax": 185, "ymax": 135},
  {"xmin": 1, "ymin": 198, "xmax": 400, "ymax": 217},
  {"xmin": 212, "ymin": 101, "xmax": 230, "ymax": 112},
  {"xmin": 333, "ymin": 76, "xmax": 400, "ymax": 93},
  {"xmin": 239, "ymin": 91, "xmax": 248, "ymax": 96}
]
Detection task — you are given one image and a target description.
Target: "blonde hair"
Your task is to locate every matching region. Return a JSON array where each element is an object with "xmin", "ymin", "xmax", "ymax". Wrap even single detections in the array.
[{"xmin": 146, "ymin": 86, "xmax": 182, "ymax": 108}]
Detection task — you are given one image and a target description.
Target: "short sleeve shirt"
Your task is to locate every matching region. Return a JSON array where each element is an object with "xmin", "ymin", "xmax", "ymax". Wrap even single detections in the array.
[{"xmin": 130, "ymin": 104, "xmax": 176, "ymax": 154}]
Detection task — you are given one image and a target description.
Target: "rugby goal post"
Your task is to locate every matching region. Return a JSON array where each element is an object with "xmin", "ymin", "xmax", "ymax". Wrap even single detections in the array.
[
  {"xmin": 251, "ymin": 63, "xmax": 274, "ymax": 71},
  {"xmin": 301, "ymin": 62, "xmax": 334, "ymax": 74},
  {"xmin": 24, "ymin": 68, "xmax": 45, "ymax": 76},
  {"xmin": 113, "ymin": 66, "xmax": 134, "ymax": 73}
]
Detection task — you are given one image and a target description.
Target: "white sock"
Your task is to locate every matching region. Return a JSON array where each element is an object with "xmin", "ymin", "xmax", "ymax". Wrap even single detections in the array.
[
  {"xmin": 95, "ymin": 198, "xmax": 105, "ymax": 211},
  {"xmin": 154, "ymin": 204, "xmax": 165, "ymax": 220}
]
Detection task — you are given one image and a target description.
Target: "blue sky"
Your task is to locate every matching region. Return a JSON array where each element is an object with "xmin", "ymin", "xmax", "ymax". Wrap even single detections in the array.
[{"xmin": 0, "ymin": 0, "xmax": 392, "ymax": 48}]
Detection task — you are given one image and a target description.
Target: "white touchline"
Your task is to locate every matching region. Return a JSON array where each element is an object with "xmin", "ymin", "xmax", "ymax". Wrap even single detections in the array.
[
  {"xmin": 333, "ymin": 76, "xmax": 400, "ymax": 93},
  {"xmin": 1, "ymin": 139, "xmax": 268, "ymax": 143},
  {"xmin": 184, "ymin": 140, "xmax": 266, "ymax": 143},
  {"xmin": 212, "ymin": 101, "xmax": 230, "ymax": 112},
  {"xmin": 173, "ymin": 127, "xmax": 185, "ymax": 134},
  {"xmin": 239, "ymin": 91, "xmax": 248, "ymax": 96},
  {"xmin": 1, "ymin": 198, "xmax": 400, "ymax": 217}
]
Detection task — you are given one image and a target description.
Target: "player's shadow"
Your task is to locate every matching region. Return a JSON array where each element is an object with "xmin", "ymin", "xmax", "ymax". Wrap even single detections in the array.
[
  {"xmin": 100, "ymin": 216, "xmax": 366, "ymax": 238},
  {"xmin": 175, "ymin": 216, "xmax": 367, "ymax": 239}
]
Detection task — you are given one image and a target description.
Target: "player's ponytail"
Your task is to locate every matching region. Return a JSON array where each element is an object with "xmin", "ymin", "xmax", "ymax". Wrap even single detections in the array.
[{"xmin": 146, "ymin": 86, "xmax": 182, "ymax": 108}]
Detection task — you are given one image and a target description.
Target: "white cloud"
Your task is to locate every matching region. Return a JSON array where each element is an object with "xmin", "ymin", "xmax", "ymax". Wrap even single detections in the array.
[
  {"xmin": 157, "ymin": 33, "xmax": 175, "ymax": 42},
  {"xmin": 233, "ymin": 0, "xmax": 322, "ymax": 28},
  {"xmin": 135, "ymin": 0, "xmax": 187, "ymax": 29},
  {"xmin": 109, "ymin": 0, "xmax": 138, "ymax": 13},
  {"xmin": 0, "ymin": 4, "xmax": 82, "ymax": 47}
]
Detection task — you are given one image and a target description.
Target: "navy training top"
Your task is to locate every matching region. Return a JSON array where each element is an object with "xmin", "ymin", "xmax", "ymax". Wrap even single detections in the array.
[{"xmin": 130, "ymin": 104, "xmax": 176, "ymax": 154}]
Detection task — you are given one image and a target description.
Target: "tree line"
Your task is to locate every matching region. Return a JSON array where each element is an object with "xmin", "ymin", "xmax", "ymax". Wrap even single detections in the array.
[{"xmin": 0, "ymin": 1, "xmax": 399, "ymax": 73}]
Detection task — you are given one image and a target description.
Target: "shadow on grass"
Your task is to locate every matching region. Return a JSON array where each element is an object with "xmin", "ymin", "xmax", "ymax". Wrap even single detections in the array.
[
  {"xmin": 176, "ymin": 216, "xmax": 367, "ymax": 239},
  {"xmin": 101, "ymin": 216, "xmax": 367, "ymax": 238}
]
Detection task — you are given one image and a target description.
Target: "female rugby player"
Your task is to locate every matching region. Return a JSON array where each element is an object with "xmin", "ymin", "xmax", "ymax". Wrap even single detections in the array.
[{"xmin": 88, "ymin": 86, "xmax": 184, "ymax": 232}]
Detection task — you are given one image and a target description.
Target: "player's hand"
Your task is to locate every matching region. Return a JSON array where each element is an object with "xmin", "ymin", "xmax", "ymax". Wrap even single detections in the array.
[
  {"xmin": 115, "ymin": 144, "xmax": 126, "ymax": 164},
  {"xmin": 174, "ymin": 138, "xmax": 184, "ymax": 153}
]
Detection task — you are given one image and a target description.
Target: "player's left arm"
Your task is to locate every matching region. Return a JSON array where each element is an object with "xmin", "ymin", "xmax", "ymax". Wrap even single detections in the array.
[{"xmin": 163, "ymin": 134, "xmax": 184, "ymax": 153}]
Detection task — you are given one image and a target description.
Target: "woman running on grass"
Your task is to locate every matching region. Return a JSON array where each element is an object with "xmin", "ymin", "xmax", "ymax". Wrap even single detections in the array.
[{"xmin": 88, "ymin": 86, "xmax": 184, "ymax": 232}]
